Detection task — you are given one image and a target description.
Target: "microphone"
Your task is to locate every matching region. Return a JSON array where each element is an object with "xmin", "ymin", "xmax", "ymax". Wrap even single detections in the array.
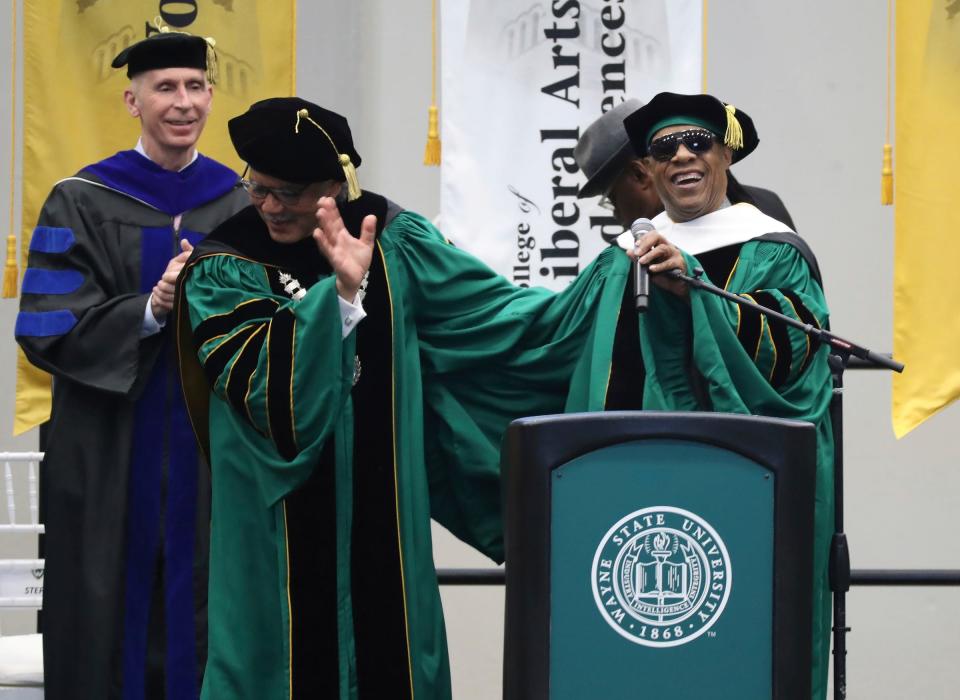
[{"xmin": 630, "ymin": 217, "xmax": 655, "ymax": 313}]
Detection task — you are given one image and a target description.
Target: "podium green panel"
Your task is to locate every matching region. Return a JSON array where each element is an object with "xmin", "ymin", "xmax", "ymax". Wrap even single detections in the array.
[
  {"xmin": 502, "ymin": 412, "xmax": 815, "ymax": 700},
  {"xmin": 551, "ymin": 440, "xmax": 772, "ymax": 699}
]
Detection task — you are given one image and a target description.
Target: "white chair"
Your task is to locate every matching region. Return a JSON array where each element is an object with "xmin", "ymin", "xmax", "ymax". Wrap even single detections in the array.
[{"xmin": 0, "ymin": 452, "xmax": 44, "ymax": 698}]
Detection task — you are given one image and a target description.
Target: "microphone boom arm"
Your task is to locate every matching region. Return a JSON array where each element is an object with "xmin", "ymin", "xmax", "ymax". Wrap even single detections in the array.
[{"xmin": 667, "ymin": 267, "xmax": 904, "ymax": 373}]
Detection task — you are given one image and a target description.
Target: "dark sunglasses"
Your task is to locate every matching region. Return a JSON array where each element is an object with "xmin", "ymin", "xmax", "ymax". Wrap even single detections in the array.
[
  {"xmin": 239, "ymin": 178, "xmax": 308, "ymax": 206},
  {"xmin": 648, "ymin": 129, "xmax": 717, "ymax": 162}
]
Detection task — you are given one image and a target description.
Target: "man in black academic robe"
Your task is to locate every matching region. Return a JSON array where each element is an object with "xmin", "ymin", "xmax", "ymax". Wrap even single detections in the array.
[{"xmin": 15, "ymin": 32, "xmax": 246, "ymax": 700}]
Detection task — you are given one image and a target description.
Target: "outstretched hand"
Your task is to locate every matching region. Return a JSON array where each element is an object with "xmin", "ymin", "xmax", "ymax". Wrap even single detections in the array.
[{"xmin": 313, "ymin": 197, "xmax": 376, "ymax": 301}]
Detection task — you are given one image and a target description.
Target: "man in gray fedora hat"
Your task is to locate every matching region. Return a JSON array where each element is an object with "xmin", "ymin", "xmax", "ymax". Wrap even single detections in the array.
[{"xmin": 575, "ymin": 98, "xmax": 663, "ymax": 228}]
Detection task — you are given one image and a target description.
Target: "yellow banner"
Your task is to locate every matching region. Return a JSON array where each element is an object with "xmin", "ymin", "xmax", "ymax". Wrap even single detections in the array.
[
  {"xmin": 892, "ymin": 2, "xmax": 960, "ymax": 437},
  {"xmin": 14, "ymin": 0, "xmax": 296, "ymax": 435}
]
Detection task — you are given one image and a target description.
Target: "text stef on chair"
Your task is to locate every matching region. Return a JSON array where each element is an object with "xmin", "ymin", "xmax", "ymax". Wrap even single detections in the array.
[{"xmin": 0, "ymin": 452, "xmax": 44, "ymax": 698}]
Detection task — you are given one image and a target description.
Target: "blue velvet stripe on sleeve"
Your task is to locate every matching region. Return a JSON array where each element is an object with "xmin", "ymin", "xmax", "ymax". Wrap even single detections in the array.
[
  {"xmin": 21, "ymin": 268, "xmax": 84, "ymax": 295},
  {"xmin": 29, "ymin": 226, "xmax": 75, "ymax": 254},
  {"xmin": 14, "ymin": 310, "xmax": 78, "ymax": 337}
]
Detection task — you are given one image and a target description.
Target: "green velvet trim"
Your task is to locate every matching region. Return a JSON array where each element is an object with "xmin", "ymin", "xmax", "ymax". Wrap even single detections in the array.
[{"xmin": 646, "ymin": 116, "xmax": 721, "ymax": 145}]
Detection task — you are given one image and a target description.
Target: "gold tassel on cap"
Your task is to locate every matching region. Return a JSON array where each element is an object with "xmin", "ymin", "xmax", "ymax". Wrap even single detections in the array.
[
  {"xmin": 339, "ymin": 154, "xmax": 362, "ymax": 201},
  {"xmin": 723, "ymin": 104, "xmax": 744, "ymax": 151},
  {"xmin": 423, "ymin": 0, "xmax": 441, "ymax": 166},
  {"xmin": 295, "ymin": 108, "xmax": 362, "ymax": 201},
  {"xmin": 3, "ymin": 234, "xmax": 19, "ymax": 298}
]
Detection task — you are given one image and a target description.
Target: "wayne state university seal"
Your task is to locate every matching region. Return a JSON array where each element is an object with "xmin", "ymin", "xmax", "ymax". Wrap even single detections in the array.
[{"xmin": 590, "ymin": 506, "xmax": 732, "ymax": 647}]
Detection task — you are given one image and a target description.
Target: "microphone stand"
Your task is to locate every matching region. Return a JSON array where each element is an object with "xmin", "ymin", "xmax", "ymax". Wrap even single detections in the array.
[{"xmin": 666, "ymin": 267, "xmax": 904, "ymax": 700}]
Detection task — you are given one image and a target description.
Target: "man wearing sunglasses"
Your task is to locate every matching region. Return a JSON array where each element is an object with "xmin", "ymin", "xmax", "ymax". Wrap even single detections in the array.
[
  {"xmin": 174, "ymin": 97, "xmax": 633, "ymax": 699},
  {"xmin": 573, "ymin": 98, "xmax": 801, "ymax": 410},
  {"xmin": 15, "ymin": 31, "xmax": 248, "ymax": 700},
  {"xmin": 622, "ymin": 92, "xmax": 833, "ymax": 700}
]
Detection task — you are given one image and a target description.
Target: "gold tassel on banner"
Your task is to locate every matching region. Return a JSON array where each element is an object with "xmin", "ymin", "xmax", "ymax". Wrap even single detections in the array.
[
  {"xmin": 881, "ymin": 143, "xmax": 893, "ymax": 205},
  {"xmin": 424, "ymin": 105, "xmax": 440, "ymax": 166},
  {"xmin": 5, "ymin": 0, "xmax": 17, "ymax": 298},
  {"xmin": 423, "ymin": 0, "xmax": 441, "ymax": 166},
  {"xmin": 881, "ymin": 0, "xmax": 894, "ymax": 205},
  {"xmin": 2, "ymin": 235, "xmax": 18, "ymax": 298}
]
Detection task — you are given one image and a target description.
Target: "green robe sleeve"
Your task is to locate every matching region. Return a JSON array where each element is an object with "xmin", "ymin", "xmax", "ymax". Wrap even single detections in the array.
[
  {"xmin": 184, "ymin": 253, "xmax": 356, "ymax": 505},
  {"xmin": 382, "ymin": 212, "xmax": 629, "ymax": 558},
  {"xmin": 642, "ymin": 240, "xmax": 831, "ymax": 423}
]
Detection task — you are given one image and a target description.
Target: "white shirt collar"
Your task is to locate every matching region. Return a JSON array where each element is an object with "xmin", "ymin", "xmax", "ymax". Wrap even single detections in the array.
[{"xmin": 135, "ymin": 139, "xmax": 199, "ymax": 172}]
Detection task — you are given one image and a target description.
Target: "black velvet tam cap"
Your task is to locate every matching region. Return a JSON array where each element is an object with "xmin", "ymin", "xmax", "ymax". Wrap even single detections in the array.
[
  {"xmin": 111, "ymin": 32, "xmax": 209, "ymax": 79},
  {"xmin": 228, "ymin": 97, "xmax": 363, "ymax": 192},
  {"xmin": 623, "ymin": 92, "xmax": 759, "ymax": 164}
]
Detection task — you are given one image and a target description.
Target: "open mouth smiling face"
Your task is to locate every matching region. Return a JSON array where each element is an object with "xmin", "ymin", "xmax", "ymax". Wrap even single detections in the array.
[{"xmin": 649, "ymin": 125, "xmax": 732, "ymax": 222}]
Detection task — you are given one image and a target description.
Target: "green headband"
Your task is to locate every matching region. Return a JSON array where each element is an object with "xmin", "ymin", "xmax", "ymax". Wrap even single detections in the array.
[{"xmin": 645, "ymin": 116, "xmax": 722, "ymax": 146}]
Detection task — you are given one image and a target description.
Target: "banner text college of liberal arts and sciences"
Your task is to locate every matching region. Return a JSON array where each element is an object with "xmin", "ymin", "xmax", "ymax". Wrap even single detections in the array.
[{"xmin": 440, "ymin": 0, "xmax": 701, "ymax": 290}]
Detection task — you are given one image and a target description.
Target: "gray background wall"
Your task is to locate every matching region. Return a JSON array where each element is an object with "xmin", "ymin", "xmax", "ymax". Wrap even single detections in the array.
[{"xmin": 1, "ymin": 1, "xmax": 958, "ymax": 697}]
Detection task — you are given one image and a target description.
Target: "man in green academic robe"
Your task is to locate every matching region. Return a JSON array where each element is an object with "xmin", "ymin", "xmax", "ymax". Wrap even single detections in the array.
[
  {"xmin": 175, "ymin": 97, "xmax": 630, "ymax": 699},
  {"xmin": 621, "ymin": 93, "xmax": 834, "ymax": 699}
]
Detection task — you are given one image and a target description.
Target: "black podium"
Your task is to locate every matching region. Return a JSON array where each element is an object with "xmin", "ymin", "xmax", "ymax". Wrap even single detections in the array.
[{"xmin": 502, "ymin": 412, "xmax": 816, "ymax": 700}]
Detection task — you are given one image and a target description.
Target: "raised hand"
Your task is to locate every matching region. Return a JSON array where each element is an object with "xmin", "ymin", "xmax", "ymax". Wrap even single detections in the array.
[
  {"xmin": 313, "ymin": 196, "xmax": 377, "ymax": 301},
  {"xmin": 150, "ymin": 238, "xmax": 194, "ymax": 319}
]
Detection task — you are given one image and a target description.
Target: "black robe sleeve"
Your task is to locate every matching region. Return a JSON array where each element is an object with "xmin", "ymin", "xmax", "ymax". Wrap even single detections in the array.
[{"xmin": 16, "ymin": 181, "xmax": 169, "ymax": 395}]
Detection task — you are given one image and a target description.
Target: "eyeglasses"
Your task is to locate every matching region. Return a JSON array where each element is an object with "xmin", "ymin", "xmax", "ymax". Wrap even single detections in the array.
[
  {"xmin": 239, "ymin": 179, "xmax": 308, "ymax": 206},
  {"xmin": 647, "ymin": 129, "xmax": 717, "ymax": 162}
]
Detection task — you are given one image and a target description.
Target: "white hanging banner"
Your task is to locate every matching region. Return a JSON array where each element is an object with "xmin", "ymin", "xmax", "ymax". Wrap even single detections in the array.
[{"xmin": 440, "ymin": 0, "xmax": 702, "ymax": 289}]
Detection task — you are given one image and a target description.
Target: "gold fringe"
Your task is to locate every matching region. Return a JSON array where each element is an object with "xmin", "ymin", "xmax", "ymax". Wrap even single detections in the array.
[
  {"xmin": 340, "ymin": 154, "xmax": 362, "ymax": 201},
  {"xmin": 7, "ymin": 0, "xmax": 17, "ymax": 299},
  {"xmin": 3, "ymin": 234, "xmax": 19, "ymax": 298},
  {"xmin": 295, "ymin": 109, "xmax": 363, "ymax": 200},
  {"xmin": 204, "ymin": 37, "xmax": 219, "ymax": 85},
  {"xmin": 424, "ymin": 0, "xmax": 441, "ymax": 167},
  {"xmin": 881, "ymin": 143, "xmax": 894, "ymax": 205},
  {"xmin": 151, "ymin": 17, "xmax": 218, "ymax": 85},
  {"xmin": 882, "ymin": 0, "xmax": 893, "ymax": 206},
  {"xmin": 723, "ymin": 104, "xmax": 744, "ymax": 151},
  {"xmin": 423, "ymin": 105, "xmax": 441, "ymax": 165}
]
